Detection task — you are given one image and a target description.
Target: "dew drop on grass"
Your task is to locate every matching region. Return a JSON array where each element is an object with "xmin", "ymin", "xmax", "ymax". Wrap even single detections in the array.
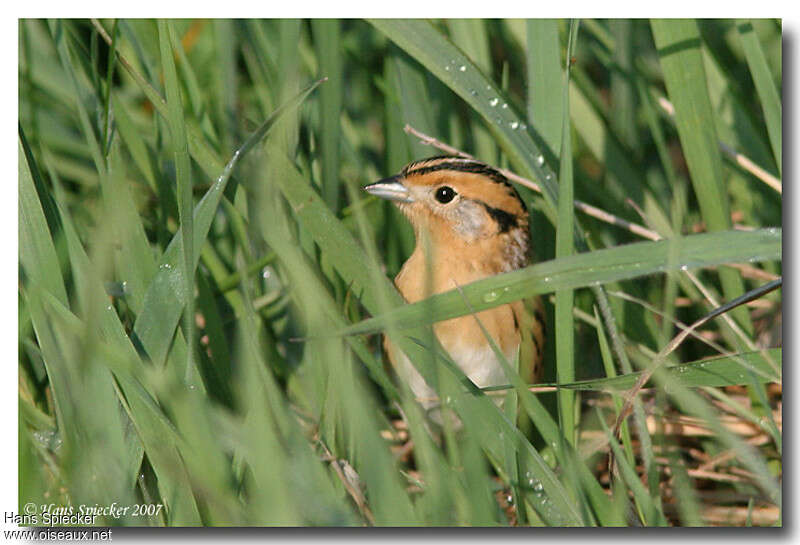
[
  {"xmin": 510, "ymin": 121, "xmax": 519, "ymax": 130},
  {"xmin": 501, "ymin": 103, "xmax": 508, "ymax": 109},
  {"xmin": 537, "ymin": 155, "xmax": 545, "ymax": 166},
  {"xmin": 483, "ymin": 291, "xmax": 500, "ymax": 302},
  {"xmin": 489, "ymin": 97, "xmax": 499, "ymax": 107},
  {"xmin": 469, "ymin": 89, "xmax": 478, "ymax": 96},
  {"xmin": 459, "ymin": 65, "xmax": 466, "ymax": 72}
]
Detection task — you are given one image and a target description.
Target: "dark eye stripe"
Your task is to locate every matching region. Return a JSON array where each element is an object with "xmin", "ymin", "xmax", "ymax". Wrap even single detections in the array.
[{"xmin": 475, "ymin": 201, "xmax": 518, "ymax": 233}]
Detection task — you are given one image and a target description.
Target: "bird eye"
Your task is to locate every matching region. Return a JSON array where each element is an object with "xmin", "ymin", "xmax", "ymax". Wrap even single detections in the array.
[{"xmin": 434, "ymin": 186, "xmax": 457, "ymax": 204}]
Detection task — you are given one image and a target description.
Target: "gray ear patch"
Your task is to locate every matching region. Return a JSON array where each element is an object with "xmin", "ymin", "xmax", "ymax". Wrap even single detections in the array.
[{"xmin": 450, "ymin": 199, "xmax": 488, "ymax": 240}]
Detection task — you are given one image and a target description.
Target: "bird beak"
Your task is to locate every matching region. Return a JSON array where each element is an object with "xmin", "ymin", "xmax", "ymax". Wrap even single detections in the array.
[{"xmin": 363, "ymin": 176, "xmax": 414, "ymax": 203}]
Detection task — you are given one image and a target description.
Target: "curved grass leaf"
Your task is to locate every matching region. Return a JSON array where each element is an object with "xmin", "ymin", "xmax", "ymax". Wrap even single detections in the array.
[
  {"xmin": 518, "ymin": 348, "xmax": 780, "ymax": 392},
  {"xmin": 368, "ymin": 19, "xmax": 561, "ymax": 209},
  {"xmin": 339, "ymin": 228, "xmax": 780, "ymax": 337}
]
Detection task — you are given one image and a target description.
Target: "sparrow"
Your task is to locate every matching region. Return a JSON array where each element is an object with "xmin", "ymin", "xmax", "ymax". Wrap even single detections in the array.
[{"xmin": 364, "ymin": 156, "xmax": 545, "ymax": 417}]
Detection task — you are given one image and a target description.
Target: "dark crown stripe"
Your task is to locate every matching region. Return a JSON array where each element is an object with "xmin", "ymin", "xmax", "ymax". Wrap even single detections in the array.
[{"xmin": 402, "ymin": 156, "xmax": 527, "ymax": 213}]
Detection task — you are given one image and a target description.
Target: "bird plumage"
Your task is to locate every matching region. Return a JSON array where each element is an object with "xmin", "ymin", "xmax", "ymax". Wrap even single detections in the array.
[{"xmin": 365, "ymin": 156, "xmax": 545, "ymax": 417}]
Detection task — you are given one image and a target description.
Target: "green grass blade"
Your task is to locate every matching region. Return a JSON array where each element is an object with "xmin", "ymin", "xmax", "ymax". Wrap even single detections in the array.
[
  {"xmin": 339, "ymin": 228, "xmax": 780, "ymax": 336},
  {"xmin": 19, "ymin": 139, "xmax": 67, "ymax": 306},
  {"xmin": 158, "ymin": 19, "xmax": 197, "ymax": 387},
  {"xmin": 448, "ymin": 19, "xmax": 497, "ymax": 162},
  {"xmin": 526, "ymin": 19, "xmax": 563, "ymax": 152},
  {"xmin": 737, "ymin": 20, "xmax": 782, "ymax": 175},
  {"xmin": 554, "ymin": 348, "xmax": 780, "ymax": 391},
  {"xmin": 650, "ymin": 19, "xmax": 753, "ymax": 334},
  {"xmin": 312, "ymin": 19, "xmax": 344, "ymax": 211},
  {"xmin": 554, "ymin": 20, "xmax": 579, "ymax": 444},
  {"xmin": 368, "ymin": 19, "xmax": 560, "ymax": 209}
]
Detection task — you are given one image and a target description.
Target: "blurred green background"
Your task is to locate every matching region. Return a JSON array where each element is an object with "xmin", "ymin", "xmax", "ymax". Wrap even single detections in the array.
[{"xmin": 19, "ymin": 19, "xmax": 781, "ymax": 526}]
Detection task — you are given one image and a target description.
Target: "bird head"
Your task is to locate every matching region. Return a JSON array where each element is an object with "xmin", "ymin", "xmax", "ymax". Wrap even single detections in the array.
[{"xmin": 364, "ymin": 156, "xmax": 531, "ymax": 271}]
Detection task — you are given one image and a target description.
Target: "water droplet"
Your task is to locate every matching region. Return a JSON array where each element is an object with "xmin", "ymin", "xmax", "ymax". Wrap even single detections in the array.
[
  {"xmin": 501, "ymin": 103, "xmax": 508, "ymax": 109},
  {"xmin": 510, "ymin": 121, "xmax": 519, "ymax": 129},
  {"xmin": 520, "ymin": 123, "xmax": 527, "ymax": 130},
  {"xmin": 534, "ymin": 482, "xmax": 544, "ymax": 492},
  {"xmin": 445, "ymin": 65, "xmax": 451, "ymax": 71},
  {"xmin": 506, "ymin": 495, "xmax": 514, "ymax": 504},
  {"xmin": 469, "ymin": 89, "xmax": 478, "ymax": 96},
  {"xmin": 495, "ymin": 117, "xmax": 503, "ymax": 124},
  {"xmin": 262, "ymin": 268, "xmax": 272, "ymax": 279},
  {"xmin": 459, "ymin": 65, "xmax": 466, "ymax": 72},
  {"xmin": 537, "ymin": 155, "xmax": 545, "ymax": 166},
  {"xmin": 680, "ymin": 265, "xmax": 689, "ymax": 271},
  {"xmin": 486, "ymin": 84, "xmax": 492, "ymax": 90},
  {"xmin": 106, "ymin": 305, "xmax": 113, "ymax": 311},
  {"xmin": 545, "ymin": 174, "xmax": 553, "ymax": 181},
  {"xmin": 483, "ymin": 291, "xmax": 500, "ymax": 302},
  {"xmin": 489, "ymin": 98, "xmax": 499, "ymax": 107},
  {"xmin": 543, "ymin": 277, "xmax": 552, "ymax": 283}
]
